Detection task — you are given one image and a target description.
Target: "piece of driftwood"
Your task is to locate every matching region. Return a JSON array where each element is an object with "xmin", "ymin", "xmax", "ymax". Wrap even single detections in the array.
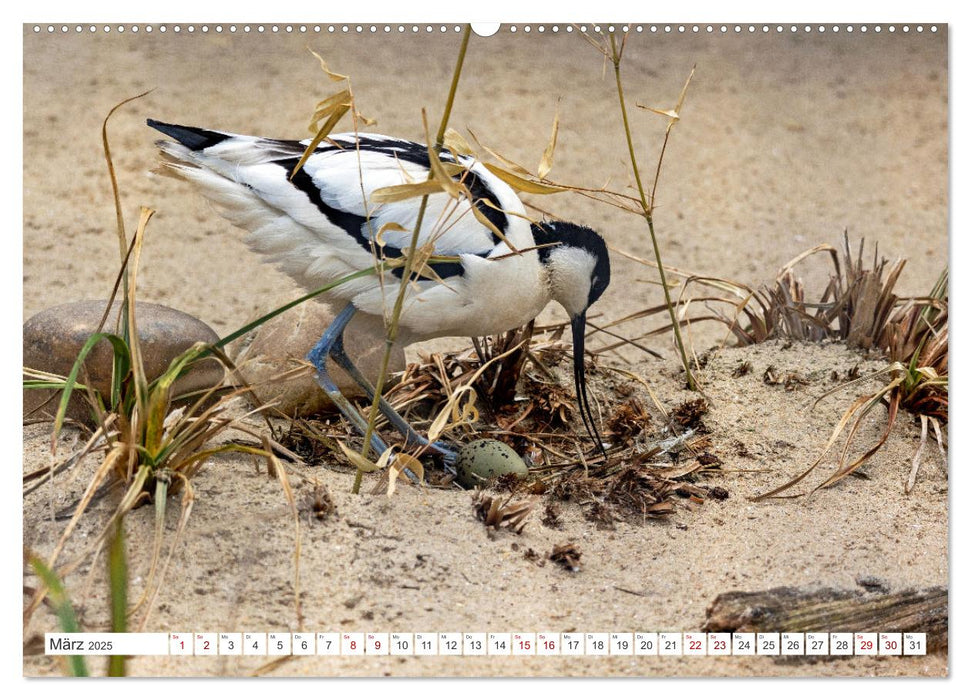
[{"xmin": 703, "ymin": 586, "xmax": 947, "ymax": 652}]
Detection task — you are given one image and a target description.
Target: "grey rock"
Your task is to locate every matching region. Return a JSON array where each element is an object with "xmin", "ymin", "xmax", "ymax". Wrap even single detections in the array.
[
  {"xmin": 23, "ymin": 300, "xmax": 223, "ymax": 423},
  {"xmin": 230, "ymin": 300, "xmax": 405, "ymax": 418}
]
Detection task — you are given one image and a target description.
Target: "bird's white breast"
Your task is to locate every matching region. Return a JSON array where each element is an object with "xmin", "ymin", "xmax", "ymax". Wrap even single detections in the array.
[{"xmin": 352, "ymin": 237, "xmax": 551, "ymax": 342}]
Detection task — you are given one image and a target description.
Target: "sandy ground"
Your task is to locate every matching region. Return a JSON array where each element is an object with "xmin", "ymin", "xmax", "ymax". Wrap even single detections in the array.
[{"xmin": 22, "ymin": 24, "xmax": 948, "ymax": 677}]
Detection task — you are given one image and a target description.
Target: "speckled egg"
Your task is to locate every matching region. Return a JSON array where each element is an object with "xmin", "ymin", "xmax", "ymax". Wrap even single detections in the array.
[{"xmin": 454, "ymin": 439, "xmax": 528, "ymax": 489}]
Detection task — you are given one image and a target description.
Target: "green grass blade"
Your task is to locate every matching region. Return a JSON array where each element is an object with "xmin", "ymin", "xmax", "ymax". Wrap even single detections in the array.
[
  {"xmin": 50, "ymin": 332, "xmax": 130, "ymax": 453},
  {"xmin": 110, "ymin": 338, "xmax": 132, "ymax": 411},
  {"xmin": 107, "ymin": 519, "xmax": 128, "ymax": 677},
  {"xmin": 143, "ymin": 343, "xmax": 210, "ymax": 456},
  {"xmin": 23, "ymin": 380, "xmax": 89, "ymax": 390},
  {"xmin": 212, "ymin": 267, "xmax": 378, "ymax": 351},
  {"xmin": 29, "ymin": 557, "xmax": 89, "ymax": 677}
]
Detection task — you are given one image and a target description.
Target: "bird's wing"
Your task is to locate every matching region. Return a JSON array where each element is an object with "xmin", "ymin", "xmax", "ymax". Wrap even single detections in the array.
[
  {"xmin": 299, "ymin": 136, "xmax": 515, "ymax": 256},
  {"xmin": 150, "ymin": 123, "xmax": 525, "ymax": 285}
]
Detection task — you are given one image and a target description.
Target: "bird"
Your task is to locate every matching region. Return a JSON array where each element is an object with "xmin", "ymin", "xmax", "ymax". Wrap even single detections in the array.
[{"xmin": 147, "ymin": 119, "xmax": 610, "ymax": 475}]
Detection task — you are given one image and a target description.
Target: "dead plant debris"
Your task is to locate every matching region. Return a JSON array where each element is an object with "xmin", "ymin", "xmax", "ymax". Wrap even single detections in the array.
[
  {"xmin": 763, "ymin": 366, "xmax": 809, "ymax": 391},
  {"xmin": 732, "ymin": 440, "xmax": 751, "ymax": 458},
  {"xmin": 549, "ymin": 466, "xmax": 679, "ymax": 524},
  {"xmin": 702, "ymin": 586, "xmax": 947, "ymax": 653},
  {"xmin": 268, "ymin": 329, "xmax": 728, "ymax": 527},
  {"xmin": 855, "ymin": 575, "xmax": 890, "ymax": 593},
  {"xmin": 542, "ymin": 502, "xmax": 563, "ymax": 529},
  {"xmin": 605, "ymin": 397, "xmax": 651, "ymax": 437},
  {"xmin": 732, "ymin": 361, "xmax": 753, "ymax": 378},
  {"xmin": 522, "ymin": 547, "xmax": 544, "ymax": 565},
  {"xmin": 756, "ymin": 262, "xmax": 948, "ymax": 498},
  {"xmin": 472, "ymin": 491, "xmax": 535, "ymax": 534},
  {"xmin": 672, "ymin": 398, "xmax": 709, "ymax": 429},
  {"xmin": 549, "ymin": 542, "xmax": 582, "ymax": 572},
  {"xmin": 277, "ymin": 418, "xmax": 341, "ymax": 466},
  {"xmin": 492, "ymin": 471, "xmax": 538, "ymax": 493},
  {"xmin": 299, "ymin": 483, "xmax": 337, "ymax": 522}
]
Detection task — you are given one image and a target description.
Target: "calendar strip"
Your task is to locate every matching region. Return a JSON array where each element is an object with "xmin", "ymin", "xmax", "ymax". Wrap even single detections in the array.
[{"xmin": 44, "ymin": 632, "xmax": 928, "ymax": 657}]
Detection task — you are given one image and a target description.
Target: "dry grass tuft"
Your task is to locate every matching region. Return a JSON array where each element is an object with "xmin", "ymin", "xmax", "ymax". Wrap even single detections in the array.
[
  {"xmin": 603, "ymin": 231, "xmax": 946, "ymax": 496},
  {"xmin": 672, "ymin": 398, "xmax": 709, "ymax": 430},
  {"xmin": 472, "ymin": 491, "xmax": 535, "ymax": 534},
  {"xmin": 549, "ymin": 466, "xmax": 679, "ymax": 527},
  {"xmin": 679, "ymin": 235, "xmax": 950, "ymax": 497},
  {"xmin": 22, "ymin": 96, "xmax": 302, "ymax": 642}
]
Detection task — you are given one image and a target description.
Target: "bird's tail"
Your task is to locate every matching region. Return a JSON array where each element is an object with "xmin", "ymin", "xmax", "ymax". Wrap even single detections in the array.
[{"xmin": 147, "ymin": 119, "xmax": 233, "ymax": 151}]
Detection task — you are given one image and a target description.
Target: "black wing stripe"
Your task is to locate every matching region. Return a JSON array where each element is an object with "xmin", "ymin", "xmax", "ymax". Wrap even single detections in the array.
[
  {"xmin": 277, "ymin": 157, "xmax": 468, "ymax": 281},
  {"xmin": 148, "ymin": 120, "xmax": 510, "ymax": 245},
  {"xmin": 280, "ymin": 157, "xmax": 370, "ymax": 246},
  {"xmin": 324, "ymin": 136, "xmax": 509, "ymax": 242}
]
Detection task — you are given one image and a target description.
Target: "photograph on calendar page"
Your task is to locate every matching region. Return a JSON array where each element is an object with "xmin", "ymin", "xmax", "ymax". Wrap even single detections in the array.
[{"xmin": 22, "ymin": 21, "xmax": 948, "ymax": 677}]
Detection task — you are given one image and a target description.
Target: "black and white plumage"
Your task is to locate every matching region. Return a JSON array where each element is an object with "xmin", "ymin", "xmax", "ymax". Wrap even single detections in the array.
[{"xmin": 148, "ymin": 119, "xmax": 610, "ymax": 469}]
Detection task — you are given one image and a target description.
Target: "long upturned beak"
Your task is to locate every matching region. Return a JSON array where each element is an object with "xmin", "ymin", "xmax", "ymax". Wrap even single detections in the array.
[{"xmin": 571, "ymin": 312, "xmax": 607, "ymax": 459}]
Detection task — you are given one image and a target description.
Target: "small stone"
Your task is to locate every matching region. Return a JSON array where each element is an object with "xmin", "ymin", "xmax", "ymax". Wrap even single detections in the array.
[
  {"xmin": 855, "ymin": 575, "xmax": 891, "ymax": 593},
  {"xmin": 455, "ymin": 439, "xmax": 529, "ymax": 489},
  {"xmin": 23, "ymin": 300, "xmax": 224, "ymax": 423},
  {"xmin": 230, "ymin": 300, "xmax": 405, "ymax": 418}
]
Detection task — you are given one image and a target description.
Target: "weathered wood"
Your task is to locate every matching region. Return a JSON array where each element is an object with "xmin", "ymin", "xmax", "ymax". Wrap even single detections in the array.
[{"xmin": 703, "ymin": 586, "xmax": 947, "ymax": 652}]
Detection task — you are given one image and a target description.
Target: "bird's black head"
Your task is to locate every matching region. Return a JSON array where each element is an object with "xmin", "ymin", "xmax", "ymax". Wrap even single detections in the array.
[
  {"xmin": 532, "ymin": 220, "xmax": 610, "ymax": 460},
  {"xmin": 532, "ymin": 221, "xmax": 610, "ymax": 315}
]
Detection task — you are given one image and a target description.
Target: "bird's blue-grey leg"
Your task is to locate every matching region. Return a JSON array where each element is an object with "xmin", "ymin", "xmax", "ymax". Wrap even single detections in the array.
[
  {"xmin": 306, "ymin": 304, "xmax": 398, "ymax": 469},
  {"xmin": 328, "ymin": 336, "xmax": 458, "ymax": 466}
]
